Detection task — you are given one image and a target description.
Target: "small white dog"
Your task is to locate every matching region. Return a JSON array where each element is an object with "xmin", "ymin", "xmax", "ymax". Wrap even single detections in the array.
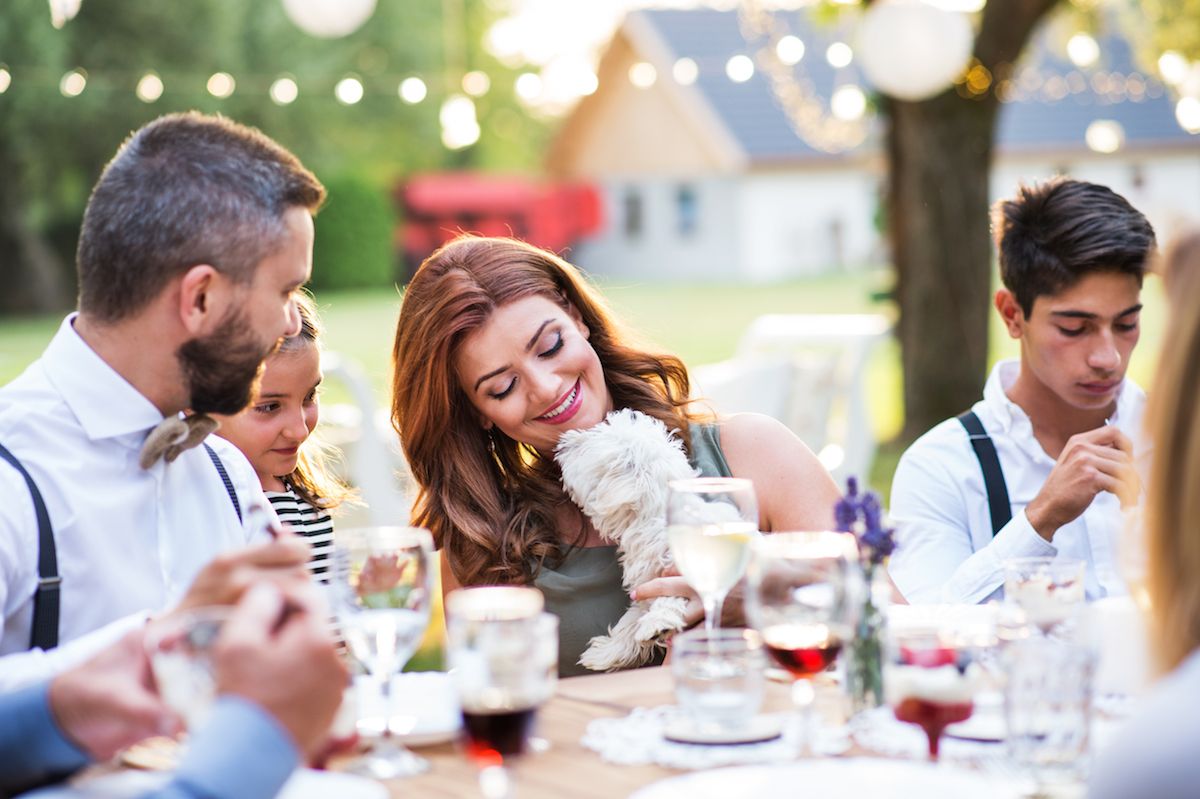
[{"xmin": 555, "ymin": 409, "xmax": 698, "ymax": 671}]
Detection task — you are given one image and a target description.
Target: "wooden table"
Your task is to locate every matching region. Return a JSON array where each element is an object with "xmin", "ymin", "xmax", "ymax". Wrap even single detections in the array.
[{"xmin": 373, "ymin": 666, "xmax": 804, "ymax": 798}]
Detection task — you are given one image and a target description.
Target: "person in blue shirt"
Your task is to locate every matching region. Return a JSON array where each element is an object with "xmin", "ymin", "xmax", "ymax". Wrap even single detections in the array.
[{"xmin": 0, "ymin": 582, "xmax": 347, "ymax": 798}]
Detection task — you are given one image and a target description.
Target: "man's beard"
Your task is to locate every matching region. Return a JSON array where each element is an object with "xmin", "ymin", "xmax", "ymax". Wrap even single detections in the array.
[{"xmin": 178, "ymin": 309, "xmax": 276, "ymax": 415}]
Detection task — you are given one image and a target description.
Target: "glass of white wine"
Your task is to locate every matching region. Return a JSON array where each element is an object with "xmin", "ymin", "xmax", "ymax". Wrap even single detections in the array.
[
  {"xmin": 329, "ymin": 525, "xmax": 435, "ymax": 780},
  {"xmin": 666, "ymin": 477, "xmax": 759, "ymax": 635}
]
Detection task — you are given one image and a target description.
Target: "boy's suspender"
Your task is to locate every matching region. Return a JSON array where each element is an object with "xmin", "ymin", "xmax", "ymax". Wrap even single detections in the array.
[
  {"xmin": 0, "ymin": 441, "xmax": 241, "ymax": 651},
  {"xmin": 956, "ymin": 411, "xmax": 1013, "ymax": 536}
]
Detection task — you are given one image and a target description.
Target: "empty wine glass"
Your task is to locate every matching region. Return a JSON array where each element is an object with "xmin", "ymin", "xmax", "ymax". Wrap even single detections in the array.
[
  {"xmin": 445, "ymin": 587, "xmax": 558, "ymax": 799},
  {"xmin": 329, "ymin": 526, "xmax": 435, "ymax": 780},
  {"xmin": 746, "ymin": 531, "xmax": 856, "ymax": 755},
  {"xmin": 666, "ymin": 477, "xmax": 759, "ymax": 635}
]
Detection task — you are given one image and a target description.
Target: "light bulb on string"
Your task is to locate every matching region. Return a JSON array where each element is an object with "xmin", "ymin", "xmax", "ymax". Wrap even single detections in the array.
[
  {"xmin": 726, "ymin": 55, "xmax": 755, "ymax": 83},
  {"xmin": 826, "ymin": 42, "xmax": 853, "ymax": 69},
  {"xmin": 270, "ymin": 76, "xmax": 299, "ymax": 105},
  {"xmin": 1085, "ymin": 119, "xmax": 1124, "ymax": 153},
  {"xmin": 776, "ymin": 35, "xmax": 805, "ymax": 66},
  {"xmin": 1177, "ymin": 96, "xmax": 1200, "ymax": 134},
  {"xmin": 207, "ymin": 72, "xmax": 235, "ymax": 98},
  {"xmin": 0, "ymin": 67, "xmax": 11, "ymax": 94},
  {"xmin": 629, "ymin": 62, "xmax": 657, "ymax": 89},
  {"xmin": 673, "ymin": 58, "xmax": 698, "ymax": 86},
  {"xmin": 335, "ymin": 75, "xmax": 364, "ymax": 105},
  {"xmin": 136, "ymin": 72, "xmax": 163, "ymax": 103},
  {"xmin": 399, "ymin": 76, "xmax": 427, "ymax": 104},
  {"xmin": 1066, "ymin": 33, "xmax": 1100, "ymax": 68},
  {"xmin": 856, "ymin": 0, "xmax": 974, "ymax": 101},
  {"xmin": 514, "ymin": 72, "xmax": 543, "ymax": 104},
  {"xmin": 60, "ymin": 69, "xmax": 86, "ymax": 97},
  {"xmin": 462, "ymin": 71, "xmax": 491, "ymax": 97}
]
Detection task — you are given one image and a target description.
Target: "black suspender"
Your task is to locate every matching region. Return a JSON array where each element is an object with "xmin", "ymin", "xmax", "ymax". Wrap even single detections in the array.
[
  {"xmin": 1, "ymin": 440, "xmax": 243, "ymax": 651},
  {"xmin": 956, "ymin": 411, "xmax": 1013, "ymax": 536},
  {"xmin": 203, "ymin": 443, "xmax": 243, "ymax": 524},
  {"xmin": 0, "ymin": 443, "xmax": 60, "ymax": 651}
]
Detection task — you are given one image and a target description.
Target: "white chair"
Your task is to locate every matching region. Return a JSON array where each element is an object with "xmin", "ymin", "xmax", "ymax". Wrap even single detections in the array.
[
  {"xmin": 317, "ymin": 352, "xmax": 412, "ymax": 527},
  {"xmin": 690, "ymin": 313, "xmax": 890, "ymax": 483}
]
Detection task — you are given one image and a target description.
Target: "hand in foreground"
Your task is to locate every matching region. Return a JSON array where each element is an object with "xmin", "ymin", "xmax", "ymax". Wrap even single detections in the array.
[
  {"xmin": 171, "ymin": 535, "xmax": 312, "ymax": 616},
  {"xmin": 1026, "ymin": 425, "xmax": 1140, "ymax": 540},
  {"xmin": 212, "ymin": 583, "xmax": 348, "ymax": 759},
  {"xmin": 48, "ymin": 630, "xmax": 181, "ymax": 761}
]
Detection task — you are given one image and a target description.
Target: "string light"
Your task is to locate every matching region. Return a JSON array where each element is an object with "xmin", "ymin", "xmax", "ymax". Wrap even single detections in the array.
[
  {"xmin": 136, "ymin": 72, "xmax": 164, "ymax": 103},
  {"xmin": 826, "ymin": 42, "xmax": 854, "ymax": 69},
  {"xmin": 269, "ymin": 76, "xmax": 299, "ymax": 105},
  {"xmin": 440, "ymin": 94, "xmax": 480, "ymax": 149},
  {"xmin": 59, "ymin": 69, "xmax": 86, "ymax": 97},
  {"xmin": 831, "ymin": 84, "xmax": 867, "ymax": 120},
  {"xmin": 1177, "ymin": 96, "xmax": 1200, "ymax": 133},
  {"xmin": 206, "ymin": 72, "xmax": 235, "ymax": 99},
  {"xmin": 776, "ymin": 35, "xmax": 805, "ymax": 66},
  {"xmin": 673, "ymin": 58, "xmax": 699, "ymax": 86},
  {"xmin": 514, "ymin": 72, "xmax": 543, "ymax": 104},
  {"xmin": 1085, "ymin": 119, "xmax": 1124, "ymax": 153},
  {"xmin": 1158, "ymin": 51, "xmax": 1189, "ymax": 85},
  {"xmin": 628, "ymin": 62, "xmax": 657, "ymax": 89},
  {"xmin": 399, "ymin": 76, "xmax": 427, "ymax": 104},
  {"xmin": 334, "ymin": 75, "xmax": 364, "ymax": 105},
  {"xmin": 1067, "ymin": 33, "xmax": 1100, "ymax": 67},
  {"xmin": 726, "ymin": 55, "xmax": 755, "ymax": 83},
  {"xmin": 462, "ymin": 70, "xmax": 491, "ymax": 97},
  {"xmin": 0, "ymin": 67, "xmax": 11, "ymax": 94}
]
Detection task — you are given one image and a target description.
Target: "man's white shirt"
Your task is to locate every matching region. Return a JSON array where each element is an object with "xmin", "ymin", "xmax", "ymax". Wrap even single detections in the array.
[
  {"xmin": 0, "ymin": 315, "xmax": 268, "ymax": 691},
  {"xmin": 888, "ymin": 359, "xmax": 1149, "ymax": 605}
]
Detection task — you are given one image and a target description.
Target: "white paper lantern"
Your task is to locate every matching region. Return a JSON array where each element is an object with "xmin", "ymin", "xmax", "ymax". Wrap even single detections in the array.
[
  {"xmin": 281, "ymin": 0, "xmax": 377, "ymax": 39},
  {"xmin": 856, "ymin": 0, "xmax": 974, "ymax": 102}
]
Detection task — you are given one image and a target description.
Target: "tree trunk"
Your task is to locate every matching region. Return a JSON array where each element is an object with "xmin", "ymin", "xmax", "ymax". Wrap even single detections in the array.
[{"xmin": 888, "ymin": 0, "xmax": 1061, "ymax": 442}]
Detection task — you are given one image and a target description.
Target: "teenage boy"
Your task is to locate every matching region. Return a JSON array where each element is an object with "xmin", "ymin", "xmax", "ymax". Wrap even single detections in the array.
[{"xmin": 888, "ymin": 178, "xmax": 1155, "ymax": 604}]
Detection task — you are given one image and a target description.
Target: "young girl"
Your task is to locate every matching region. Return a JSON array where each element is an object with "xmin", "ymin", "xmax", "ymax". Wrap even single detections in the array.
[{"xmin": 215, "ymin": 292, "xmax": 353, "ymax": 583}]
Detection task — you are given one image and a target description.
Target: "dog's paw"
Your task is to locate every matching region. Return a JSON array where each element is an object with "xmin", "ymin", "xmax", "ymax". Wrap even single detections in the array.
[{"xmin": 632, "ymin": 596, "xmax": 690, "ymax": 642}]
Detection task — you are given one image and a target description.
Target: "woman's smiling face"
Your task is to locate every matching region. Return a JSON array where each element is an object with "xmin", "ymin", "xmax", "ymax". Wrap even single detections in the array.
[{"xmin": 454, "ymin": 294, "xmax": 613, "ymax": 454}]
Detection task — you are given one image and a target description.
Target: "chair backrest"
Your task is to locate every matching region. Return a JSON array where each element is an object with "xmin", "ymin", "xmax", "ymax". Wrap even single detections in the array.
[
  {"xmin": 318, "ymin": 352, "xmax": 412, "ymax": 526},
  {"xmin": 691, "ymin": 314, "xmax": 890, "ymax": 483}
]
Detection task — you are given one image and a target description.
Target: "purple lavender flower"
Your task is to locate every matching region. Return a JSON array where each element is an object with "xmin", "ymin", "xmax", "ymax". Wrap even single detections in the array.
[{"xmin": 835, "ymin": 476, "xmax": 896, "ymax": 566}]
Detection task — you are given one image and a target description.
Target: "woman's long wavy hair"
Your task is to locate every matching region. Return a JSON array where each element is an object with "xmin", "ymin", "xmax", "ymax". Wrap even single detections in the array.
[
  {"xmin": 392, "ymin": 236, "xmax": 705, "ymax": 586},
  {"xmin": 1145, "ymin": 231, "xmax": 1200, "ymax": 673}
]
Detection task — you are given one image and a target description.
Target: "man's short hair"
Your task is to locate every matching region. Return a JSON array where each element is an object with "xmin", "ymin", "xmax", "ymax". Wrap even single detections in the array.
[
  {"xmin": 991, "ymin": 177, "xmax": 1156, "ymax": 316},
  {"xmin": 77, "ymin": 112, "xmax": 325, "ymax": 323}
]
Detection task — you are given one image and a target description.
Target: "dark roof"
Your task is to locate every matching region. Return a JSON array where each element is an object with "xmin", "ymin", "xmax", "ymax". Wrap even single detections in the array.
[{"xmin": 636, "ymin": 7, "xmax": 1196, "ymax": 161}]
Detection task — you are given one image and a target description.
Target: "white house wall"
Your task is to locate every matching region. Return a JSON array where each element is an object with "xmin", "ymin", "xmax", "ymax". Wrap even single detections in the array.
[
  {"xmin": 736, "ymin": 167, "xmax": 883, "ymax": 282},
  {"xmin": 570, "ymin": 176, "xmax": 741, "ymax": 282}
]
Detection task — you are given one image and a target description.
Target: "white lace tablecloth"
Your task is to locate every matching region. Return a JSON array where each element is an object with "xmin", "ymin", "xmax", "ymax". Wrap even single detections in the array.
[{"xmin": 581, "ymin": 705, "xmax": 849, "ymax": 771}]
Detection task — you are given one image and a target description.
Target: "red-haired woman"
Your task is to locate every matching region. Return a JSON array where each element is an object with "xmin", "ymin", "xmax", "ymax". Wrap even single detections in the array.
[{"xmin": 392, "ymin": 236, "xmax": 838, "ymax": 675}]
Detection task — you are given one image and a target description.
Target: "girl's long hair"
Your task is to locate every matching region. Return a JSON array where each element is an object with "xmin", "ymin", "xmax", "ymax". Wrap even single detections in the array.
[
  {"xmin": 1145, "ymin": 231, "xmax": 1200, "ymax": 673},
  {"xmin": 392, "ymin": 236, "xmax": 705, "ymax": 585},
  {"xmin": 283, "ymin": 292, "xmax": 355, "ymax": 510}
]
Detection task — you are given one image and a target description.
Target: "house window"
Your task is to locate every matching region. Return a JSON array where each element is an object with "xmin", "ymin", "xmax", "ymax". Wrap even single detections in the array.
[
  {"xmin": 623, "ymin": 188, "xmax": 643, "ymax": 239},
  {"xmin": 676, "ymin": 184, "xmax": 698, "ymax": 237}
]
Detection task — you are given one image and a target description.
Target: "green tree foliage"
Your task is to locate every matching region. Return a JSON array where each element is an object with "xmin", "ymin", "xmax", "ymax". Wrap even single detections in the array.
[
  {"xmin": 311, "ymin": 173, "xmax": 399, "ymax": 291},
  {"xmin": 0, "ymin": 0, "xmax": 548, "ymax": 312}
]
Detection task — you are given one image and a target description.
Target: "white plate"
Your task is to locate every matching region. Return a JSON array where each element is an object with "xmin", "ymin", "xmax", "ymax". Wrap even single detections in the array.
[
  {"xmin": 21, "ymin": 768, "xmax": 387, "ymax": 799},
  {"xmin": 354, "ymin": 670, "xmax": 461, "ymax": 747},
  {"xmin": 662, "ymin": 714, "xmax": 785, "ymax": 745},
  {"xmin": 627, "ymin": 759, "xmax": 1025, "ymax": 799}
]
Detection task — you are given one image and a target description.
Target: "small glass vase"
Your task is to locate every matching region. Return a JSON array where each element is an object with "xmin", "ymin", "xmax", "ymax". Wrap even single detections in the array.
[{"xmin": 846, "ymin": 564, "xmax": 889, "ymax": 715}]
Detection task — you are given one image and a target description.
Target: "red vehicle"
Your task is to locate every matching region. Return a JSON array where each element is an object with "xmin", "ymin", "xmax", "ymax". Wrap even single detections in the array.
[{"xmin": 398, "ymin": 173, "xmax": 603, "ymax": 276}]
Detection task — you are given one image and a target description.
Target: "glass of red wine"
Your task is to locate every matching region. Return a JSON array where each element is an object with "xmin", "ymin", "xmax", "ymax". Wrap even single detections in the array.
[
  {"xmin": 745, "ymin": 531, "xmax": 856, "ymax": 755},
  {"xmin": 445, "ymin": 587, "xmax": 558, "ymax": 799},
  {"xmin": 884, "ymin": 626, "xmax": 983, "ymax": 761}
]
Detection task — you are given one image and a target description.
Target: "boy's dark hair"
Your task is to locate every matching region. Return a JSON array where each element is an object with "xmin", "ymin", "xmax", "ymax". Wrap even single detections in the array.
[
  {"xmin": 991, "ymin": 177, "xmax": 1156, "ymax": 316},
  {"xmin": 77, "ymin": 111, "xmax": 325, "ymax": 323}
]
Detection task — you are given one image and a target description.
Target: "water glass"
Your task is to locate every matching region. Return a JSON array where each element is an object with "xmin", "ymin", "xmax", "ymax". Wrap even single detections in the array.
[
  {"xmin": 1005, "ymin": 637, "xmax": 1095, "ymax": 785},
  {"xmin": 671, "ymin": 627, "xmax": 766, "ymax": 733}
]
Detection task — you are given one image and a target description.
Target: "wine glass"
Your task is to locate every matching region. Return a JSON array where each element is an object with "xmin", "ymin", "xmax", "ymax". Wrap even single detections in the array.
[
  {"xmin": 445, "ymin": 587, "xmax": 558, "ymax": 799},
  {"xmin": 1003, "ymin": 557, "xmax": 1085, "ymax": 635},
  {"xmin": 884, "ymin": 624, "xmax": 986, "ymax": 761},
  {"xmin": 666, "ymin": 477, "xmax": 759, "ymax": 635},
  {"xmin": 328, "ymin": 525, "xmax": 435, "ymax": 780},
  {"xmin": 745, "ymin": 531, "xmax": 855, "ymax": 755}
]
